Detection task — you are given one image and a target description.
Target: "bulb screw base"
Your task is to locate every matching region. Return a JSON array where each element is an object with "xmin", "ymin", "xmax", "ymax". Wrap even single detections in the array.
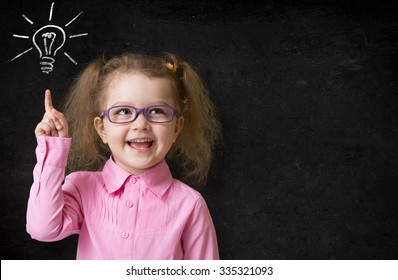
[{"xmin": 40, "ymin": 56, "xmax": 55, "ymax": 74}]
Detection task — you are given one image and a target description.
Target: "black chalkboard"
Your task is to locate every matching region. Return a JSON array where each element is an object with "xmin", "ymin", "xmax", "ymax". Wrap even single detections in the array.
[{"xmin": 1, "ymin": 0, "xmax": 397, "ymax": 259}]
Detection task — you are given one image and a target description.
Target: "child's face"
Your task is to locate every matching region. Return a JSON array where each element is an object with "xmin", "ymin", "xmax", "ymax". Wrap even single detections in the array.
[{"xmin": 94, "ymin": 71, "xmax": 184, "ymax": 175}]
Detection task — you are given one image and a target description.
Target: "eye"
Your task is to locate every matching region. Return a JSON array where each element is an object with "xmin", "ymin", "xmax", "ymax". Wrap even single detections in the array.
[
  {"xmin": 148, "ymin": 106, "xmax": 167, "ymax": 115},
  {"xmin": 114, "ymin": 107, "xmax": 133, "ymax": 115}
]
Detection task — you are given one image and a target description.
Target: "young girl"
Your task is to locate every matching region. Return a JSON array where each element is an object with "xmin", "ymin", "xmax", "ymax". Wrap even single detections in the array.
[{"xmin": 26, "ymin": 52, "xmax": 221, "ymax": 260}]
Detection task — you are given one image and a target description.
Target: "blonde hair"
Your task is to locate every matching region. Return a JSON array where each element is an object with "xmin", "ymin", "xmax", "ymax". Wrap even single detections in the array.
[{"xmin": 62, "ymin": 52, "xmax": 221, "ymax": 187}]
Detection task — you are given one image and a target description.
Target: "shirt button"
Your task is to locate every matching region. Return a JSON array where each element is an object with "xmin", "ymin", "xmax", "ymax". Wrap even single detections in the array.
[
  {"xmin": 130, "ymin": 177, "xmax": 138, "ymax": 184},
  {"xmin": 125, "ymin": 200, "xmax": 134, "ymax": 208},
  {"xmin": 122, "ymin": 232, "xmax": 129, "ymax": 239}
]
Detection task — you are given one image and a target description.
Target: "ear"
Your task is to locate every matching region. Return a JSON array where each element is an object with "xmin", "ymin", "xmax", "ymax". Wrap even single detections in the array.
[
  {"xmin": 173, "ymin": 116, "xmax": 184, "ymax": 143},
  {"xmin": 94, "ymin": 117, "xmax": 108, "ymax": 144}
]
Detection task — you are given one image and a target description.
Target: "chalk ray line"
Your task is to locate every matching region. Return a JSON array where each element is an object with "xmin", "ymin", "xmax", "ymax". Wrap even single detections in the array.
[
  {"xmin": 49, "ymin": 2, "xmax": 55, "ymax": 21},
  {"xmin": 11, "ymin": 47, "xmax": 33, "ymax": 61},
  {"xmin": 22, "ymin": 14, "xmax": 34, "ymax": 25},
  {"xmin": 65, "ymin": 11, "xmax": 83, "ymax": 27},
  {"xmin": 64, "ymin": 52, "xmax": 78, "ymax": 65},
  {"xmin": 13, "ymin": 34, "xmax": 29, "ymax": 39},
  {"xmin": 69, "ymin": 33, "xmax": 88, "ymax": 38}
]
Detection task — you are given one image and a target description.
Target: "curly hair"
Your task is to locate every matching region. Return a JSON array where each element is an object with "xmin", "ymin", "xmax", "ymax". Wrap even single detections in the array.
[{"xmin": 62, "ymin": 52, "xmax": 221, "ymax": 187}]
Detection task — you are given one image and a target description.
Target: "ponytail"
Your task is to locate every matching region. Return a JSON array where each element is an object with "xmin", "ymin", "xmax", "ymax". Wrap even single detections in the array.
[
  {"xmin": 62, "ymin": 57, "xmax": 110, "ymax": 173},
  {"xmin": 165, "ymin": 53, "xmax": 222, "ymax": 187}
]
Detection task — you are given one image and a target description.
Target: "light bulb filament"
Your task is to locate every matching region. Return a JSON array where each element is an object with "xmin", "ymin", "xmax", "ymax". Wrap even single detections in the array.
[{"xmin": 42, "ymin": 32, "xmax": 56, "ymax": 56}]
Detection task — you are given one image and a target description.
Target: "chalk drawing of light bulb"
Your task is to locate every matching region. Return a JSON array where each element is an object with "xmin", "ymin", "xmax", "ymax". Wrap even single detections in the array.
[
  {"xmin": 11, "ymin": 2, "xmax": 88, "ymax": 74},
  {"xmin": 32, "ymin": 25, "xmax": 66, "ymax": 74}
]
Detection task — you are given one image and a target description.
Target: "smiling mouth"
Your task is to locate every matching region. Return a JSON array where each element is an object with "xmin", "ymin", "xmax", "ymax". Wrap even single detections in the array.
[{"xmin": 127, "ymin": 139, "xmax": 154, "ymax": 150}]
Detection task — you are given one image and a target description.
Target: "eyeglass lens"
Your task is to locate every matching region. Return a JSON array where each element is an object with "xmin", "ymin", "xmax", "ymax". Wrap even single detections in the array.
[{"xmin": 109, "ymin": 105, "xmax": 175, "ymax": 123}]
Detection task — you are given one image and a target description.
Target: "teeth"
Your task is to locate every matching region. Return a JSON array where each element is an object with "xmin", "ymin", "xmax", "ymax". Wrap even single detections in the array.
[{"xmin": 128, "ymin": 139, "xmax": 152, "ymax": 143}]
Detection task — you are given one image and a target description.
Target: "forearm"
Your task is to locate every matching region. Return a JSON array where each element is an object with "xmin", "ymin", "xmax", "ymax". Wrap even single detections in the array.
[{"xmin": 26, "ymin": 136, "xmax": 77, "ymax": 241}]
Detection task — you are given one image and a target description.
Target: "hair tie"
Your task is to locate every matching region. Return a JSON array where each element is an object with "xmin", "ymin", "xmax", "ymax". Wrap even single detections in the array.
[{"xmin": 165, "ymin": 62, "xmax": 177, "ymax": 73}]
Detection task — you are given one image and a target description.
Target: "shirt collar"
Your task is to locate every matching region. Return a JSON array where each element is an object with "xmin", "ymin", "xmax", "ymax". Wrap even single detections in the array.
[{"xmin": 101, "ymin": 158, "xmax": 173, "ymax": 198}]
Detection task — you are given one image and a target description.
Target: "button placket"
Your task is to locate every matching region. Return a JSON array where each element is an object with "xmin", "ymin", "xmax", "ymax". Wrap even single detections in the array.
[
  {"xmin": 120, "ymin": 176, "xmax": 140, "ymax": 241},
  {"xmin": 129, "ymin": 176, "xmax": 139, "ymax": 184},
  {"xmin": 125, "ymin": 200, "xmax": 134, "ymax": 208}
]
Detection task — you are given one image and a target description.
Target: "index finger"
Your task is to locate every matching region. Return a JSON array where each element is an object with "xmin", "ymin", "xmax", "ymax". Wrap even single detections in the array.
[{"xmin": 44, "ymin": 89, "xmax": 53, "ymax": 112}]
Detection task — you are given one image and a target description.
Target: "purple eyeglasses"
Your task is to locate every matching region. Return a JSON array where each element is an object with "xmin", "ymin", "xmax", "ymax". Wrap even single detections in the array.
[{"xmin": 100, "ymin": 104, "xmax": 179, "ymax": 124}]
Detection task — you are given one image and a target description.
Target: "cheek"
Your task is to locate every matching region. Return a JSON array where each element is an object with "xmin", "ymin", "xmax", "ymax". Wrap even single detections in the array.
[
  {"xmin": 104, "ymin": 126, "xmax": 126, "ymax": 145},
  {"xmin": 156, "ymin": 127, "xmax": 177, "ymax": 145}
]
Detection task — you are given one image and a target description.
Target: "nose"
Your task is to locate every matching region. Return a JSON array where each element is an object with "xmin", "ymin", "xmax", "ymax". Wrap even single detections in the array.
[{"xmin": 131, "ymin": 112, "xmax": 150, "ymax": 131}]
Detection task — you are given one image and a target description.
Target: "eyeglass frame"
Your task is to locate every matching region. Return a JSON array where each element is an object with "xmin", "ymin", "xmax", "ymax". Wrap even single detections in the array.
[{"xmin": 99, "ymin": 104, "xmax": 180, "ymax": 124}]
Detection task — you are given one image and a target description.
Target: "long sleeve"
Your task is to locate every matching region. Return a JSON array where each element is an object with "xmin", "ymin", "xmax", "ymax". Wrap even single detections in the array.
[
  {"xmin": 26, "ymin": 136, "xmax": 82, "ymax": 241},
  {"xmin": 181, "ymin": 196, "xmax": 219, "ymax": 260}
]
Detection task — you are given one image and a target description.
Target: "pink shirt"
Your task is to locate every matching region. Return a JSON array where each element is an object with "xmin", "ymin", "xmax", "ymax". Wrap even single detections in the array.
[{"xmin": 26, "ymin": 136, "xmax": 219, "ymax": 260}]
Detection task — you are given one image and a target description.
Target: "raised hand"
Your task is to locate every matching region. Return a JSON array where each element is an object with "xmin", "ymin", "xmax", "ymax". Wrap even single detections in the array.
[{"xmin": 35, "ymin": 89, "xmax": 69, "ymax": 137}]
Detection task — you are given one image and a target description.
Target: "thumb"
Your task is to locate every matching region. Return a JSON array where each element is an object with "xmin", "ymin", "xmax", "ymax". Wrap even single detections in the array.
[{"xmin": 52, "ymin": 108, "xmax": 69, "ymax": 137}]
